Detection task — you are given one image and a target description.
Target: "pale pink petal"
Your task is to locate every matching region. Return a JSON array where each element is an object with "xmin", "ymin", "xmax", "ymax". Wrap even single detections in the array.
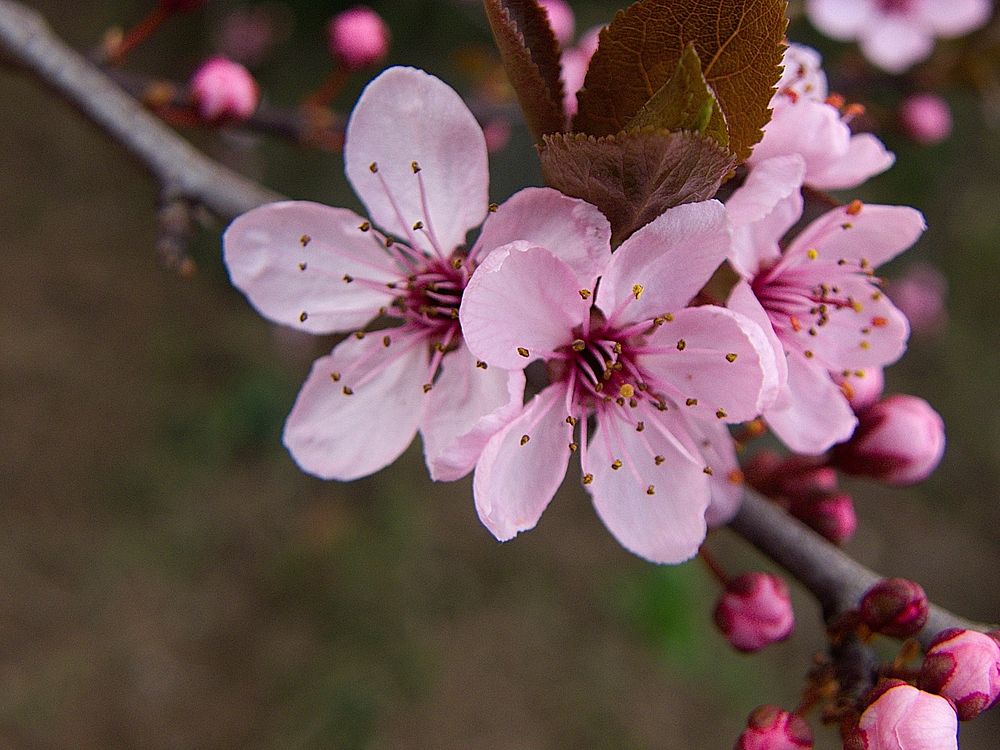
[
  {"xmin": 596, "ymin": 200, "xmax": 729, "ymax": 323},
  {"xmin": 473, "ymin": 385, "xmax": 571, "ymax": 541},
  {"xmin": 806, "ymin": 0, "xmax": 874, "ymax": 39},
  {"xmin": 727, "ymin": 155, "xmax": 806, "ymax": 277},
  {"xmin": 778, "ymin": 44, "xmax": 829, "ymax": 101},
  {"xmin": 283, "ymin": 332, "xmax": 429, "ymax": 480},
  {"xmin": 589, "ymin": 413, "xmax": 709, "ymax": 564},
  {"xmin": 750, "ymin": 101, "xmax": 852, "ymax": 182},
  {"xmin": 765, "ymin": 351, "xmax": 858, "ymax": 455},
  {"xmin": 422, "ymin": 345, "xmax": 527, "ymax": 481},
  {"xmin": 806, "ymin": 133, "xmax": 895, "ymax": 191},
  {"xmin": 561, "ymin": 46, "xmax": 591, "ymax": 117},
  {"xmin": 224, "ymin": 201, "xmax": 398, "ymax": 333},
  {"xmin": 470, "ymin": 187, "xmax": 612, "ymax": 283},
  {"xmin": 860, "ymin": 17, "xmax": 935, "ymax": 73},
  {"xmin": 641, "ymin": 305, "xmax": 777, "ymax": 421},
  {"xmin": 727, "ymin": 279, "xmax": 788, "ymax": 397},
  {"xmin": 787, "ymin": 204, "xmax": 925, "ymax": 269},
  {"xmin": 460, "ymin": 243, "xmax": 588, "ymax": 368},
  {"xmin": 344, "ymin": 67, "xmax": 489, "ymax": 254},
  {"xmin": 916, "ymin": 0, "xmax": 991, "ymax": 36},
  {"xmin": 689, "ymin": 417, "xmax": 744, "ymax": 526}
]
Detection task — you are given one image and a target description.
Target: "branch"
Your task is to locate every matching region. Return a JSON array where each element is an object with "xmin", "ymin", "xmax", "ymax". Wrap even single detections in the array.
[
  {"xmin": 728, "ymin": 490, "xmax": 997, "ymax": 650},
  {"xmin": 0, "ymin": 0, "xmax": 284, "ymax": 221}
]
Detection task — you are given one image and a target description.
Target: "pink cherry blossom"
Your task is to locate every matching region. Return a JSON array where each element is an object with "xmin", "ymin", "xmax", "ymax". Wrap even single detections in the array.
[
  {"xmin": 727, "ymin": 155, "xmax": 925, "ymax": 454},
  {"xmin": 748, "ymin": 44, "xmax": 894, "ymax": 190},
  {"xmin": 224, "ymin": 67, "xmax": 612, "ymax": 482},
  {"xmin": 460, "ymin": 201, "xmax": 778, "ymax": 564},
  {"xmin": 853, "ymin": 682, "xmax": 958, "ymax": 750},
  {"xmin": 327, "ymin": 6, "xmax": 390, "ymax": 71},
  {"xmin": 899, "ymin": 93, "xmax": 953, "ymax": 144},
  {"xmin": 806, "ymin": 0, "xmax": 991, "ymax": 73}
]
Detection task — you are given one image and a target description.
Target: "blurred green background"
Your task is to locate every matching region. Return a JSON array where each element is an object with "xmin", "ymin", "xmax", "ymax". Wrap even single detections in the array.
[{"xmin": 1, "ymin": 1, "xmax": 999, "ymax": 747}]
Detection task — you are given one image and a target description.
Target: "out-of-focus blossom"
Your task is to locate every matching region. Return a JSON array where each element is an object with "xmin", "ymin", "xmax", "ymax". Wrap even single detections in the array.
[
  {"xmin": 215, "ymin": 6, "xmax": 293, "ymax": 68},
  {"xmin": 538, "ymin": 0, "xmax": 575, "ymax": 46},
  {"xmin": 482, "ymin": 118, "xmax": 512, "ymax": 153},
  {"xmin": 919, "ymin": 628, "xmax": 1000, "ymax": 720},
  {"xmin": 848, "ymin": 681, "xmax": 958, "ymax": 750},
  {"xmin": 890, "ymin": 263, "xmax": 948, "ymax": 336},
  {"xmin": 860, "ymin": 578, "xmax": 929, "ymax": 638},
  {"xmin": 735, "ymin": 705, "xmax": 813, "ymax": 749},
  {"xmin": 805, "ymin": 0, "xmax": 992, "ymax": 73},
  {"xmin": 460, "ymin": 201, "xmax": 777, "ymax": 563},
  {"xmin": 327, "ymin": 6, "xmax": 390, "ymax": 71},
  {"xmin": 833, "ymin": 395, "xmax": 945, "ymax": 485},
  {"xmin": 561, "ymin": 25, "xmax": 603, "ymax": 117},
  {"xmin": 900, "ymin": 94, "xmax": 953, "ymax": 145},
  {"xmin": 747, "ymin": 44, "xmax": 894, "ymax": 190},
  {"xmin": 726, "ymin": 156, "xmax": 924, "ymax": 454},
  {"xmin": 190, "ymin": 57, "xmax": 260, "ymax": 123},
  {"xmin": 793, "ymin": 492, "xmax": 857, "ymax": 545},
  {"xmin": 715, "ymin": 573, "xmax": 795, "ymax": 652}
]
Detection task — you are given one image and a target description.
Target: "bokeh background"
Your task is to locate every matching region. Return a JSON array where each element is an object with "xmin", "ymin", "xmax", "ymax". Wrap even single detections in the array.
[{"xmin": 2, "ymin": 1, "xmax": 999, "ymax": 747}]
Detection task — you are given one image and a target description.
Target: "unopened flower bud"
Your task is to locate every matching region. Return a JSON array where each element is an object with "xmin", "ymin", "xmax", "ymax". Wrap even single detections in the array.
[
  {"xmin": 859, "ymin": 578, "xmax": 929, "ymax": 638},
  {"xmin": 779, "ymin": 463, "xmax": 838, "ymax": 502},
  {"xmin": 851, "ymin": 681, "xmax": 958, "ymax": 750},
  {"xmin": 835, "ymin": 368, "xmax": 885, "ymax": 411},
  {"xmin": 715, "ymin": 572, "xmax": 794, "ymax": 653},
  {"xmin": 832, "ymin": 395, "xmax": 945, "ymax": 486},
  {"xmin": 735, "ymin": 705, "xmax": 813, "ymax": 749},
  {"xmin": 899, "ymin": 94, "xmax": 952, "ymax": 145},
  {"xmin": 919, "ymin": 628, "xmax": 1000, "ymax": 720},
  {"xmin": 327, "ymin": 6, "xmax": 390, "ymax": 71},
  {"xmin": 791, "ymin": 493, "xmax": 856, "ymax": 545},
  {"xmin": 538, "ymin": 0, "xmax": 575, "ymax": 46},
  {"xmin": 189, "ymin": 57, "xmax": 259, "ymax": 123}
]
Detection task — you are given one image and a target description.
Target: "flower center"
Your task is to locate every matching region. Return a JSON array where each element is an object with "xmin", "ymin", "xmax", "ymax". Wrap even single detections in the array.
[
  {"xmin": 877, "ymin": 0, "xmax": 912, "ymax": 13},
  {"xmin": 393, "ymin": 254, "xmax": 468, "ymax": 339}
]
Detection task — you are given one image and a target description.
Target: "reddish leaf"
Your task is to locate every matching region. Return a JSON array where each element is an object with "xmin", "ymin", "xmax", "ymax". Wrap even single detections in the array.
[
  {"xmin": 573, "ymin": 0, "xmax": 787, "ymax": 162},
  {"xmin": 538, "ymin": 129, "xmax": 736, "ymax": 246},
  {"xmin": 483, "ymin": 0, "xmax": 566, "ymax": 140}
]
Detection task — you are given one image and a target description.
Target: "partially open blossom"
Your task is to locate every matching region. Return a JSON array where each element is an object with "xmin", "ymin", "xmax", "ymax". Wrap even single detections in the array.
[
  {"xmin": 919, "ymin": 628, "xmax": 1000, "ymax": 720},
  {"xmin": 727, "ymin": 156, "xmax": 924, "ymax": 454},
  {"xmin": 860, "ymin": 578, "xmax": 929, "ymax": 638},
  {"xmin": 806, "ymin": 0, "xmax": 991, "ymax": 73},
  {"xmin": 890, "ymin": 263, "xmax": 948, "ymax": 336},
  {"xmin": 850, "ymin": 681, "xmax": 958, "ymax": 750},
  {"xmin": 715, "ymin": 572, "xmax": 795, "ymax": 652},
  {"xmin": 327, "ymin": 6, "xmax": 390, "ymax": 71},
  {"xmin": 189, "ymin": 57, "xmax": 259, "ymax": 123},
  {"xmin": 900, "ymin": 94, "xmax": 953, "ymax": 145},
  {"xmin": 735, "ymin": 705, "xmax": 813, "ymax": 749},
  {"xmin": 747, "ymin": 44, "xmax": 894, "ymax": 190},
  {"xmin": 225, "ymin": 67, "xmax": 610, "ymax": 483},
  {"xmin": 538, "ymin": 0, "xmax": 575, "ymax": 46},
  {"xmin": 460, "ymin": 201, "xmax": 777, "ymax": 563},
  {"xmin": 833, "ymin": 395, "xmax": 945, "ymax": 485},
  {"xmin": 792, "ymin": 492, "xmax": 857, "ymax": 545}
]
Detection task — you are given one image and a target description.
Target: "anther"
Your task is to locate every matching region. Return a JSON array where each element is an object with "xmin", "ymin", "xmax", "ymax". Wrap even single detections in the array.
[
  {"xmin": 451, "ymin": 256, "xmax": 463, "ymax": 269},
  {"xmin": 330, "ymin": 372, "xmax": 341, "ymax": 382},
  {"xmin": 298, "ymin": 262, "xmax": 307, "ymax": 271},
  {"xmin": 300, "ymin": 234, "xmax": 311, "ymax": 246},
  {"xmin": 299, "ymin": 311, "xmax": 309, "ymax": 322},
  {"xmin": 369, "ymin": 162, "xmax": 378, "ymax": 173},
  {"xmin": 476, "ymin": 360, "xmax": 488, "ymax": 369},
  {"xmin": 685, "ymin": 398, "xmax": 698, "ymax": 406},
  {"xmin": 572, "ymin": 339, "xmax": 586, "ymax": 352},
  {"xmin": 725, "ymin": 352, "xmax": 738, "ymax": 363},
  {"xmin": 354, "ymin": 331, "xmax": 365, "ymax": 340},
  {"xmin": 385, "ymin": 237, "xmax": 394, "ymax": 248},
  {"xmin": 517, "ymin": 347, "xmax": 530, "ymax": 358},
  {"xmin": 619, "ymin": 384, "xmax": 635, "ymax": 399},
  {"xmin": 383, "ymin": 335, "xmax": 391, "ymax": 347},
  {"xmin": 565, "ymin": 416, "xmax": 577, "ymax": 426},
  {"xmin": 488, "ymin": 203, "xmax": 498, "ymax": 213},
  {"xmin": 343, "ymin": 274, "xmax": 354, "ymax": 283},
  {"xmin": 578, "ymin": 289, "xmax": 592, "ymax": 300},
  {"xmin": 807, "ymin": 248, "xmax": 819, "ymax": 260},
  {"xmin": 846, "ymin": 199, "xmax": 863, "ymax": 216},
  {"xmin": 342, "ymin": 386, "xmax": 354, "ymax": 395},
  {"xmin": 611, "ymin": 459, "xmax": 622, "ymax": 471},
  {"xmin": 636, "ymin": 421, "xmax": 645, "ymax": 432},
  {"xmin": 629, "ymin": 398, "xmax": 638, "ymax": 408},
  {"xmin": 632, "ymin": 283, "xmax": 644, "ymax": 300},
  {"xmin": 715, "ymin": 408, "xmax": 727, "ymax": 419},
  {"xmin": 613, "ymin": 342, "xmax": 622, "ymax": 354},
  {"xmin": 804, "ymin": 350, "xmax": 814, "ymax": 359},
  {"xmin": 676, "ymin": 339, "xmax": 686, "ymax": 351},
  {"xmin": 872, "ymin": 316, "xmax": 888, "ymax": 327},
  {"xmin": 582, "ymin": 473, "xmax": 593, "ymax": 485},
  {"xmin": 703, "ymin": 466, "xmax": 713, "ymax": 476},
  {"xmin": 860, "ymin": 340, "xmax": 871, "ymax": 349},
  {"xmin": 412, "ymin": 221, "xmax": 424, "ymax": 230},
  {"xmin": 519, "ymin": 434, "xmax": 530, "ymax": 446},
  {"xmin": 654, "ymin": 455, "xmax": 665, "ymax": 466},
  {"xmin": 423, "ymin": 383, "xmax": 433, "ymax": 393},
  {"xmin": 568, "ymin": 442, "xmax": 578, "ymax": 453},
  {"xmin": 646, "ymin": 485, "xmax": 655, "ymax": 496},
  {"xmin": 411, "ymin": 160, "xmax": 421, "ymax": 173},
  {"xmin": 728, "ymin": 469, "xmax": 744, "ymax": 485},
  {"xmin": 359, "ymin": 221, "xmax": 371, "ymax": 232}
]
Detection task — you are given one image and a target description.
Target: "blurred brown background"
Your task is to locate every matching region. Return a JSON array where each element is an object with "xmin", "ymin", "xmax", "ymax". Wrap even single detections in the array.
[{"xmin": 1, "ymin": 1, "xmax": 999, "ymax": 747}]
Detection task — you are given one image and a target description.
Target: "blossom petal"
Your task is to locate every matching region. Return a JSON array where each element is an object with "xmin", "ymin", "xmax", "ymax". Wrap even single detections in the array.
[
  {"xmin": 788, "ymin": 203, "xmax": 926, "ymax": 269},
  {"xmin": 807, "ymin": 133, "xmax": 895, "ymax": 191},
  {"xmin": 224, "ymin": 201, "xmax": 398, "ymax": 333},
  {"xmin": 344, "ymin": 67, "xmax": 489, "ymax": 254},
  {"xmin": 473, "ymin": 385, "xmax": 571, "ymax": 541},
  {"xmin": 750, "ymin": 100, "xmax": 851, "ymax": 181},
  {"xmin": 728, "ymin": 279, "xmax": 787, "ymax": 400},
  {"xmin": 460, "ymin": 243, "xmax": 588, "ymax": 368},
  {"xmin": 727, "ymin": 155, "xmax": 806, "ymax": 277},
  {"xmin": 860, "ymin": 17, "xmax": 935, "ymax": 73},
  {"xmin": 422, "ymin": 345, "xmax": 527, "ymax": 481},
  {"xmin": 765, "ymin": 350, "xmax": 858, "ymax": 455},
  {"xmin": 283, "ymin": 332, "xmax": 429, "ymax": 480},
  {"xmin": 596, "ymin": 200, "xmax": 730, "ymax": 324},
  {"xmin": 589, "ymin": 413, "xmax": 709, "ymax": 564},
  {"xmin": 640, "ymin": 306, "xmax": 777, "ymax": 422},
  {"xmin": 916, "ymin": 0, "xmax": 991, "ymax": 36},
  {"xmin": 805, "ymin": 0, "xmax": 872, "ymax": 39},
  {"xmin": 470, "ymin": 187, "xmax": 612, "ymax": 284}
]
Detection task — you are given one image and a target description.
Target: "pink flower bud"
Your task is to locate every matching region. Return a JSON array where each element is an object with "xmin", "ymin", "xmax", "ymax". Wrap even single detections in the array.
[
  {"xmin": 835, "ymin": 368, "xmax": 885, "ymax": 411},
  {"xmin": 852, "ymin": 682, "xmax": 958, "ymax": 750},
  {"xmin": 735, "ymin": 705, "xmax": 813, "ymax": 749},
  {"xmin": 791, "ymin": 493, "xmax": 857, "ymax": 545},
  {"xmin": 778, "ymin": 463, "xmax": 838, "ymax": 502},
  {"xmin": 832, "ymin": 395, "xmax": 945, "ymax": 486},
  {"xmin": 899, "ymin": 94, "xmax": 952, "ymax": 145},
  {"xmin": 715, "ymin": 573, "xmax": 795, "ymax": 653},
  {"xmin": 189, "ymin": 57, "xmax": 259, "ymax": 123},
  {"xmin": 537, "ymin": 0, "xmax": 575, "ymax": 46},
  {"xmin": 327, "ymin": 6, "xmax": 390, "ymax": 71},
  {"xmin": 919, "ymin": 628, "xmax": 1000, "ymax": 720},
  {"xmin": 859, "ymin": 578, "xmax": 929, "ymax": 638}
]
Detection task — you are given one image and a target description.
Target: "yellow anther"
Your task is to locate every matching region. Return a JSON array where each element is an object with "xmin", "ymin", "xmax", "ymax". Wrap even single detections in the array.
[
  {"xmin": 703, "ymin": 466, "xmax": 714, "ymax": 476},
  {"xmin": 354, "ymin": 331, "xmax": 366, "ymax": 340},
  {"xmin": 298, "ymin": 262, "xmax": 307, "ymax": 271},
  {"xmin": 860, "ymin": 340, "xmax": 871, "ymax": 350},
  {"xmin": 582, "ymin": 473, "xmax": 594, "ymax": 485},
  {"xmin": 520, "ymin": 434, "xmax": 530, "ymax": 446},
  {"xmin": 413, "ymin": 221, "xmax": 424, "ymax": 230},
  {"xmin": 488, "ymin": 203, "xmax": 498, "ymax": 213},
  {"xmin": 359, "ymin": 221, "xmax": 371, "ymax": 232},
  {"xmin": 300, "ymin": 234, "xmax": 311, "ymax": 246},
  {"xmin": 685, "ymin": 398, "xmax": 698, "ymax": 406},
  {"xmin": 330, "ymin": 372, "xmax": 341, "ymax": 382},
  {"xmin": 851, "ymin": 301, "xmax": 864, "ymax": 313},
  {"xmin": 654, "ymin": 455, "xmax": 665, "ymax": 466},
  {"xmin": 635, "ymin": 421, "xmax": 645, "ymax": 432},
  {"xmin": 385, "ymin": 237, "xmax": 395, "ymax": 248},
  {"xmin": 423, "ymin": 383, "xmax": 433, "ymax": 393},
  {"xmin": 342, "ymin": 386, "xmax": 354, "ymax": 395},
  {"xmin": 846, "ymin": 199, "xmax": 863, "ymax": 216},
  {"xmin": 676, "ymin": 339, "xmax": 687, "ymax": 351},
  {"xmin": 619, "ymin": 383, "xmax": 635, "ymax": 399},
  {"xmin": 632, "ymin": 283, "xmax": 644, "ymax": 300},
  {"xmin": 807, "ymin": 248, "xmax": 819, "ymax": 260},
  {"xmin": 569, "ymin": 442, "xmax": 579, "ymax": 453},
  {"xmin": 476, "ymin": 360, "xmax": 488, "ymax": 369},
  {"xmin": 716, "ymin": 408, "xmax": 727, "ymax": 419},
  {"xmin": 411, "ymin": 160, "xmax": 421, "ymax": 173},
  {"xmin": 572, "ymin": 339, "xmax": 586, "ymax": 352},
  {"xmin": 343, "ymin": 274, "xmax": 354, "ymax": 283},
  {"xmin": 299, "ymin": 311, "xmax": 309, "ymax": 322},
  {"xmin": 611, "ymin": 459, "xmax": 623, "ymax": 471},
  {"xmin": 369, "ymin": 162, "xmax": 378, "ymax": 173},
  {"xmin": 804, "ymin": 350, "xmax": 814, "ymax": 358},
  {"xmin": 517, "ymin": 347, "xmax": 530, "ymax": 358},
  {"xmin": 646, "ymin": 485, "xmax": 656, "ymax": 496},
  {"xmin": 725, "ymin": 352, "xmax": 738, "ymax": 363},
  {"xmin": 565, "ymin": 416, "xmax": 577, "ymax": 426},
  {"xmin": 382, "ymin": 335, "xmax": 391, "ymax": 347},
  {"xmin": 579, "ymin": 289, "xmax": 592, "ymax": 300}
]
